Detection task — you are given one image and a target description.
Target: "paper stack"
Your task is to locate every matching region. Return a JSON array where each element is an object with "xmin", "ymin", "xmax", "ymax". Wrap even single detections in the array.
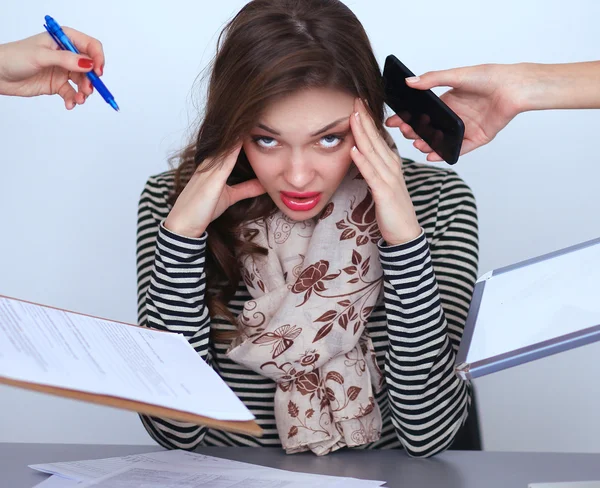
[{"xmin": 29, "ymin": 449, "xmax": 387, "ymax": 487}]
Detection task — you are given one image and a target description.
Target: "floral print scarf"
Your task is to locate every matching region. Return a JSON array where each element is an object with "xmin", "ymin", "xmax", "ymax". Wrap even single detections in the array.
[{"xmin": 227, "ymin": 165, "xmax": 385, "ymax": 455}]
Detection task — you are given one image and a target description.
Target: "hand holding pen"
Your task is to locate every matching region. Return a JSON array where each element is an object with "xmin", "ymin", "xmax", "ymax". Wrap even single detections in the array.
[{"xmin": 0, "ymin": 16, "xmax": 118, "ymax": 111}]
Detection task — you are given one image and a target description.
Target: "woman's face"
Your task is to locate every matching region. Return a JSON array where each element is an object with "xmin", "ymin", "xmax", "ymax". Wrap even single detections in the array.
[{"xmin": 243, "ymin": 87, "xmax": 356, "ymax": 221}]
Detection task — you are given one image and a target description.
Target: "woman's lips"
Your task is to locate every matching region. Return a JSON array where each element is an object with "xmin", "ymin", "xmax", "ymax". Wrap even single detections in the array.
[{"xmin": 280, "ymin": 191, "xmax": 322, "ymax": 212}]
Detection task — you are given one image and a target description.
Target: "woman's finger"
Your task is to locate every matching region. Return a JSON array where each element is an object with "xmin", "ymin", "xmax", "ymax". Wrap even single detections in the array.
[
  {"xmin": 413, "ymin": 139, "xmax": 433, "ymax": 153},
  {"xmin": 398, "ymin": 122, "xmax": 419, "ymax": 140},
  {"xmin": 458, "ymin": 138, "xmax": 486, "ymax": 156},
  {"xmin": 355, "ymin": 99, "xmax": 402, "ymax": 169},
  {"xmin": 197, "ymin": 143, "xmax": 244, "ymax": 188},
  {"xmin": 57, "ymin": 80, "xmax": 77, "ymax": 110},
  {"xmin": 36, "ymin": 49, "xmax": 94, "ymax": 74},
  {"xmin": 62, "ymin": 27, "xmax": 105, "ymax": 76},
  {"xmin": 350, "ymin": 103, "xmax": 393, "ymax": 179},
  {"xmin": 67, "ymin": 71, "xmax": 90, "ymax": 104},
  {"xmin": 385, "ymin": 114, "xmax": 420, "ymax": 140},
  {"xmin": 350, "ymin": 145, "xmax": 383, "ymax": 188},
  {"xmin": 385, "ymin": 114, "xmax": 402, "ymax": 127},
  {"xmin": 354, "ymin": 99, "xmax": 396, "ymax": 166},
  {"xmin": 218, "ymin": 143, "xmax": 243, "ymax": 173},
  {"xmin": 76, "ymin": 73, "xmax": 93, "ymax": 98},
  {"xmin": 405, "ymin": 68, "xmax": 467, "ymax": 91},
  {"xmin": 228, "ymin": 179, "xmax": 266, "ymax": 205}
]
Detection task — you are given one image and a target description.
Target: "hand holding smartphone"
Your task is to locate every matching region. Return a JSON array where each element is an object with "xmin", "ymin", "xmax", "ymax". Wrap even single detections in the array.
[{"xmin": 382, "ymin": 55, "xmax": 464, "ymax": 165}]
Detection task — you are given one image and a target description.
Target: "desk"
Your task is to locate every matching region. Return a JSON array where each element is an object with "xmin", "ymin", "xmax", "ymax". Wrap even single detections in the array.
[{"xmin": 2, "ymin": 443, "xmax": 600, "ymax": 488}]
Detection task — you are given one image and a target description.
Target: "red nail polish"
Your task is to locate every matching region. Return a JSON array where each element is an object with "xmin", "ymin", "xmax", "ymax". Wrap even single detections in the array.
[{"xmin": 78, "ymin": 58, "xmax": 93, "ymax": 69}]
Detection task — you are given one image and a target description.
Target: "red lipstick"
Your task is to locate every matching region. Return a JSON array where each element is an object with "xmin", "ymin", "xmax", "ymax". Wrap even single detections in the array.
[{"xmin": 280, "ymin": 191, "xmax": 322, "ymax": 212}]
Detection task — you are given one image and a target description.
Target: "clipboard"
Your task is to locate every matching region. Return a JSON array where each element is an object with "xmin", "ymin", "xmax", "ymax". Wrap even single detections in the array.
[
  {"xmin": 456, "ymin": 237, "xmax": 600, "ymax": 380},
  {"xmin": 0, "ymin": 295, "xmax": 262, "ymax": 438}
]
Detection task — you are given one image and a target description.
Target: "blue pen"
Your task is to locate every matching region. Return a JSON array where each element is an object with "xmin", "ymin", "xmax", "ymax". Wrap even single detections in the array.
[{"xmin": 43, "ymin": 15, "xmax": 119, "ymax": 112}]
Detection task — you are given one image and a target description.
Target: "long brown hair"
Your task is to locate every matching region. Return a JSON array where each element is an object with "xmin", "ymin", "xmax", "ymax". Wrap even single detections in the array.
[{"xmin": 170, "ymin": 0, "xmax": 385, "ymax": 329}]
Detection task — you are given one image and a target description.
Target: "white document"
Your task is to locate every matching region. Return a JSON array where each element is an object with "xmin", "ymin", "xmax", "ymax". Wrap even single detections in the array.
[
  {"xmin": 456, "ymin": 238, "xmax": 600, "ymax": 379},
  {"xmin": 79, "ymin": 462, "xmax": 363, "ymax": 488},
  {"xmin": 467, "ymin": 241, "xmax": 600, "ymax": 365},
  {"xmin": 0, "ymin": 296, "xmax": 254, "ymax": 421},
  {"xmin": 30, "ymin": 450, "xmax": 385, "ymax": 487},
  {"xmin": 30, "ymin": 450, "xmax": 250, "ymax": 482},
  {"xmin": 529, "ymin": 483, "xmax": 600, "ymax": 488}
]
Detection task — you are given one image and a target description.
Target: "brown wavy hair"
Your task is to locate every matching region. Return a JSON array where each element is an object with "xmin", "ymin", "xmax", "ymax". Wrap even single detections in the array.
[{"xmin": 169, "ymin": 0, "xmax": 385, "ymax": 331}]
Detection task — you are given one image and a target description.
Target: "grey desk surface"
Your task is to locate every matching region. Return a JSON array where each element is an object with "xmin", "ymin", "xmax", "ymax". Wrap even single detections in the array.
[{"xmin": 2, "ymin": 443, "xmax": 600, "ymax": 488}]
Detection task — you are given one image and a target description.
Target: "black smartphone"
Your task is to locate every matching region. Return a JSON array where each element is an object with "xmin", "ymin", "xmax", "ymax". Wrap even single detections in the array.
[{"xmin": 382, "ymin": 55, "xmax": 464, "ymax": 165}]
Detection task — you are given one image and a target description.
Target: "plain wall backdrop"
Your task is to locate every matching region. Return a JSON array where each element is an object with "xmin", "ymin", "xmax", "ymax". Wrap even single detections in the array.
[{"xmin": 1, "ymin": 0, "xmax": 599, "ymax": 451}]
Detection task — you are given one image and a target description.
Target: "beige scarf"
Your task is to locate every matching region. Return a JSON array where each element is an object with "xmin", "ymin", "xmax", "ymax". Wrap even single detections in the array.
[{"xmin": 227, "ymin": 166, "xmax": 385, "ymax": 455}]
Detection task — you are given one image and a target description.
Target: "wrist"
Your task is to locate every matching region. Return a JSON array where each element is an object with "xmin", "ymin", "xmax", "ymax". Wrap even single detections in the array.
[
  {"xmin": 163, "ymin": 216, "xmax": 206, "ymax": 239},
  {"xmin": 496, "ymin": 63, "xmax": 543, "ymax": 116},
  {"xmin": 382, "ymin": 223, "xmax": 422, "ymax": 247}
]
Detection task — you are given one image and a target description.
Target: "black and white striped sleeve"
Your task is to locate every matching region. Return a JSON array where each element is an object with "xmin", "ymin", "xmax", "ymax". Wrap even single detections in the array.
[
  {"xmin": 378, "ymin": 170, "xmax": 479, "ymax": 458},
  {"xmin": 136, "ymin": 174, "xmax": 212, "ymax": 450}
]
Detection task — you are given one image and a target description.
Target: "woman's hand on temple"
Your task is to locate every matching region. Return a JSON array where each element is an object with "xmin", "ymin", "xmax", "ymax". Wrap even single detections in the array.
[
  {"xmin": 164, "ymin": 145, "xmax": 266, "ymax": 238},
  {"xmin": 385, "ymin": 64, "xmax": 528, "ymax": 161},
  {"xmin": 0, "ymin": 29, "xmax": 104, "ymax": 109},
  {"xmin": 349, "ymin": 98, "xmax": 422, "ymax": 246}
]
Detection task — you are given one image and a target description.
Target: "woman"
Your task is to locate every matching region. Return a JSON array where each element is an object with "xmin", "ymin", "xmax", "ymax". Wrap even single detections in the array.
[
  {"xmin": 0, "ymin": 28, "xmax": 104, "ymax": 109},
  {"xmin": 137, "ymin": 0, "xmax": 478, "ymax": 457}
]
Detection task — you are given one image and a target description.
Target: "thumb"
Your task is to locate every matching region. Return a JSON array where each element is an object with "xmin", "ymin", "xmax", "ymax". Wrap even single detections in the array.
[
  {"xmin": 405, "ymin": 68, "xmax": 464, "ymax": 91},
  {"xmin": 229, "ymin": 179, "xmax": 266, "ymax": 205},
  {"xmin": 37, "ymin": 49, "xmax": 95, "ymax": 73}
]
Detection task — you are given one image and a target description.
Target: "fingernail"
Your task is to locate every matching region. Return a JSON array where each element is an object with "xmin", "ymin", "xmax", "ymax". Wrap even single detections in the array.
[
  {"xmin": 354, "ymin": 111, "xmax": 360, "ymax": 120},
  {"xmin": 352, "ymin": 146, "xmax": 358, "ymax": 152},
  {"xmin": 99, "ymin": 64, "xmax": 104, "ymax": 76},
  {"xmin": 78, "ymin": 58, "xmax": 94, "ymax": 69},
  {"xmin": 406, "ymin": 76, "xmax": 420, "ymax": 83}
]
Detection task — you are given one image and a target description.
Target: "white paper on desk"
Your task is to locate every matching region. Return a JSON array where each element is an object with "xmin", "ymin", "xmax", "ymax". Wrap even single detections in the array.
[
  {"xmin": 529, "ymin": 482, "xmax": 600, "ymax": 487},
  {"xmin": 30, "ymin": 450, "xmax": 247, "ymax": 481},
  {"xmin": 78, "ymin": 462, "xmax": 375, "ymax": 488},
  {"xmin": 0, "ymin": 296, "xmax": 253, "ymax": 421},
  {"xmin": 149, "ymin": 451, "xmax": 385, "ymax": 486},
  {"xmin": 30, "ymin": 449, "xmax": 385, "ymax": 487}
]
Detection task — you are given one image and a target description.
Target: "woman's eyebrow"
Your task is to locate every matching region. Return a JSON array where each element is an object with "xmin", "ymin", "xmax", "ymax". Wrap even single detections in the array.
[
  {"xmin": 256, "ymin": 123, "xmax": 280, "ymax": 136},
  {"xmin": 310, "ymin": 116, "xmax": 349, "ymax": 136},
  {"xmin": 255, "ymin": 116, "xmax": 350, "ymax": 138}
]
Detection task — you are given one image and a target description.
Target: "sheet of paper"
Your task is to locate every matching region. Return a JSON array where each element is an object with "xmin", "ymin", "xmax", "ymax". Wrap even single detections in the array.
[
  {"xmin": 0, "ymin": 296, "xmax": 254, "ymax": 421},
  {"xmin": 467, "ymin": 241, "xmax": 600, "ymax": 364},
  {"xmin": 30, "ymin": 450, "xmax": 246, "ymax": 481},
  {"xmin": 529, "ymin": 482, "xmax": 600, "ymax": 488},
  {"xmin": 33, "ymin": 475, "xmax": 80, "ymax": 487},
  {"xmin": 79, "ymin": 462, "xmax": 375, "ymax": 488},
  {"xmin": 30, "ymin": 449, "xmax": 385, "ymax": 487}
]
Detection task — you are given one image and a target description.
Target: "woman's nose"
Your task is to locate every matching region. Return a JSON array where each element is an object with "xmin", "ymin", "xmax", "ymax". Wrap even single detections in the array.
[{"xmin": 283, "ymin": 151, "xmax": 316, "ymax": 189}]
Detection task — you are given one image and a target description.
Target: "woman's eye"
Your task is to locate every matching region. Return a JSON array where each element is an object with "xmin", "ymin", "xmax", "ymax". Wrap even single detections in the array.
[
  {"xmin": 254, "ymin": 137, "xmax": 278, "ymax": 148},
  {"xmin": 319, "ymin": 135, "xmax": 343, "ymax": 148}
]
